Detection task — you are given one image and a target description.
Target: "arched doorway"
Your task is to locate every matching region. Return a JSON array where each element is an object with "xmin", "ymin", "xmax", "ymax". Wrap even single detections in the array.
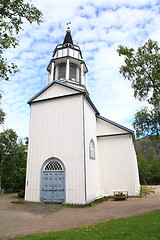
[{"xmin": 41, "ymin": 158, "xmax": 65, "ymax": 203}]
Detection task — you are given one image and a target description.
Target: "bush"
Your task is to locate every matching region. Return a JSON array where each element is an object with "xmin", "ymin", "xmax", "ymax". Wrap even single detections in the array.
[{"xmin": 17, "ymin": 190, "xmax": 25, "ymax": 198}]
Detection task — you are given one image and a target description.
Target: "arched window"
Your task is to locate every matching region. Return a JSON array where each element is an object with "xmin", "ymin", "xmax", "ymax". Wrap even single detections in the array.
[
  {"xmin": 44, "ymin": 160, "xmax": 63, "ymax": 171},
  {"xmin": 89, "ymin": 139, "xmax": 95, "ymax": 159},
  {"xmin": 69, "ymin": 64, "xmax": 76, "ymax": 81},
  {"xmin": 58, "ymin": 63, "xmax": 66, "ymax": 80}
]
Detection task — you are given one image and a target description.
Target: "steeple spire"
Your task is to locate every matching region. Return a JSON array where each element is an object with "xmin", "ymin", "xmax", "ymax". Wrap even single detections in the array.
[{"xmin": 63, "ymin": 22, "xmax": 73, "ymax": 45}]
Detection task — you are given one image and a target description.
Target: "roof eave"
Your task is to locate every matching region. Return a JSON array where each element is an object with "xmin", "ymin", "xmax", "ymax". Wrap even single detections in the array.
[
  {"xmin": 27, "ymin": 80, "xmax": 86, "ymax": 104},
  {"xmin": 85, "ymin": 95, "xmax": 100, "ymax": 115},
  {"xmin": 97, "ymin": 115, "xmax": 134, "ymax": 135}
]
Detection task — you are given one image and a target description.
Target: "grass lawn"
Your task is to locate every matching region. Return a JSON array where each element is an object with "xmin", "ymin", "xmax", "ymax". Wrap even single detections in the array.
[{"xmin": 10, "ymin": 210, "xmax": 160, "ymax": 240}]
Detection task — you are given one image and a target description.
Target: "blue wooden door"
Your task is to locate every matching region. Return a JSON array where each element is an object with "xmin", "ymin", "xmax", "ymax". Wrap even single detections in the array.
[{"xmin": 41, "ymin": 160, "xmax": 65, "ymax": 203}]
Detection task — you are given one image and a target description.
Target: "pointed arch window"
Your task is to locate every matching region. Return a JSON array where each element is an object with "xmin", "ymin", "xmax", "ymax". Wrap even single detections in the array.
[{"xmin": 89, "ymin": 139, "xmax": 95, "ymax": 159}]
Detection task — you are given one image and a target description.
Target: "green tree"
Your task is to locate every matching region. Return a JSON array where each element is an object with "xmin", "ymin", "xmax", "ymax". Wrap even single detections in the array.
[
  {"xmin": 136, "ymin": 139, "xmax": 160, "ymax": 185},
  {"xmin": 145, "ymin": 146, "xmax": 160, "ymax": 185},
  {"xmin": 0, "ymin": 129, "xmax": 27, "ymax": 192},
  {"xmin": 0, "ymin": 94, "xmax": 5, "ymax": 124},
  {"xmin": 0, "ymin": 0, "xmax": 43, "ymax": 81},
  {"xmin": 136, "ymin": 142, "xmax": 150, "ymax": 184},
  {"xmin": 117, "ymin": 39, "xmax": 160, "ymax": 139},
  {"xmin": 13, "ymin": 138, "xmax": 27, "ymax": 190},
  {"xmin": 149, "ymin": 157, "xmax": 160, "ymax": 184},
  {"xmin": 137, "ymin": 153, "xmax": 150, "ymax": 184},
  {"xmin": 0, "ymin": 129, "xmax": 18, "ymax": 192}
]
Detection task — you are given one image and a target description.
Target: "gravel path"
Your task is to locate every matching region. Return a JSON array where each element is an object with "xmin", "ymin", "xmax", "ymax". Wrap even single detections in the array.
[{"xmin": 0, "ymin": 186, "xmax": 160, "ymax": 240}]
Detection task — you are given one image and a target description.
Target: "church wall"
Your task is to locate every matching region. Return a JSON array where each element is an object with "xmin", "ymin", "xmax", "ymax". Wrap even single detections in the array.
[
  {"xmin": 97, "ymin": 118, "xmax": 127, "ymax": 136},
  {"xmin": 83, "ymin": 98, "xmax": 101, "ymax": 202},
  {"xmin": 97, "ymin": 135, "xmax": 140, "ymax": 196},
  {"xmin": 25, "ymin": 94, "xmax": 86, "ymax": 204}
]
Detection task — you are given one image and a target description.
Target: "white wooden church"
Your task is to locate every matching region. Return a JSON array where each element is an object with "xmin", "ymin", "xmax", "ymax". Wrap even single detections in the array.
[{"xmin": 25, "ymin": 27, "xmax": 140, "ymax": 204}]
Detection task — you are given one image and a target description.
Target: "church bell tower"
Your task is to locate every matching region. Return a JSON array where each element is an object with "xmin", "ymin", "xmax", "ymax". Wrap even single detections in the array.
[{"xmin": 47, "ymin": 26, "xmax": 88, "ymax": 90}]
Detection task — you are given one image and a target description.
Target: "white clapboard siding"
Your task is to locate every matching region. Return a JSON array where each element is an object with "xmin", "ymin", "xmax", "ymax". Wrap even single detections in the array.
[
  {"xmin": 97, "ymin": 117, "xmax": 127, "ymax": 136},
  {"xmin": 25, "ymin": 94, "xmax": 86, "ymax": 204},
  {"xmin": 83, "ymin": 98, "xmax": 101, "ymax": 202},
  {"xmin": 97, "ymin": 135, "xmax": 140, "ymax": 196}
]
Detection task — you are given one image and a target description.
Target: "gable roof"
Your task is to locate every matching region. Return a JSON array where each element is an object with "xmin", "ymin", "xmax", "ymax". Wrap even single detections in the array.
[
  {"xmin": 27, "ymin": 80, "xmax": 100, "ymax": 115},
  {"xmin": 28, "ymin": 80, "xmax": 84, "ymax": 104},
  {"xmin": 97, "ymin": 115, "xmax": 134, "ymax": 135}
]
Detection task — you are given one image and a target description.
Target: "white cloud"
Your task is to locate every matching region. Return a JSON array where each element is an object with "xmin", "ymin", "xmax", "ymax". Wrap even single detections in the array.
[{"xmin": 1, "ymin": 0, "xmax": 160, "ymax": 137}]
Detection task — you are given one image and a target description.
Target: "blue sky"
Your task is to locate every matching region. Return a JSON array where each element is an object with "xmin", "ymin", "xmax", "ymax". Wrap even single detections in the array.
[{"xmin": 1, "ymin": 0, "xmax": 160, "ymax": 138}]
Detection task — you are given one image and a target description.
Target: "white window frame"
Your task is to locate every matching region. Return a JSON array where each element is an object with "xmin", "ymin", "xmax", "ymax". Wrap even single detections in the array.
[{"xmin": 89, "ymin": 139, "xmax": 95, "ymax": 159}]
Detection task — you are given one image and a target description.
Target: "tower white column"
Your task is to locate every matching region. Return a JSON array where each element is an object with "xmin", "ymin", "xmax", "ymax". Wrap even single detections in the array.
[
  {"xmin": 55, "ymin": 66, "xmax": 58, "ymax": 80},
  {"xmin": 50, "ymin": 61, "xmax": 55, "ymax": 82},
  {"xmin": 66, "ymin": 58, "xmax": 70, "ymax": 80},
  {"xmin": 46, "ymin": 72, "xmax": 50, "ymax": 86},
  {"xmin": 81, "ymin": 62, "xmax": 84, "ymax": 85},
  {"xmin": 85, "ymin": 72, "xmax": 88, "ymax": 89},
  {"xmin": 76, "ymin": 67, "xmax": 79, "ymax": 83}
]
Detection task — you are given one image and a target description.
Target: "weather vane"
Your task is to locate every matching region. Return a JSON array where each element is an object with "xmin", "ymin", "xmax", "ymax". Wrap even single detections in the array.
[{"xmin": 66, "ymin": 22, "xmax": 71, "ymax": 30}]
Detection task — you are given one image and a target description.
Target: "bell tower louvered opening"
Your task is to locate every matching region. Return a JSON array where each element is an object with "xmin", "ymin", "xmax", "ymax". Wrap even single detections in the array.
[
  {"xmin": 58, "ymin": 63, "xmax": 66, "ymax": 80},
  {"xmin": 69, "ymin": 64, "xmax": 76, "ymax": 81}
]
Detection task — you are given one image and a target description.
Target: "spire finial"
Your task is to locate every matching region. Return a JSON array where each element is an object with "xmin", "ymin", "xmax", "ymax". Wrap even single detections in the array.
[{"xmin": 63, "ymin": 22, "xmax": 73, "ymax": 45}]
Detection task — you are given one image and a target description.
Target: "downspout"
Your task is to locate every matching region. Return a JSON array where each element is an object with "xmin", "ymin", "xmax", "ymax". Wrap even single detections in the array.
[{"xmin": 82, "ymin": 96, "xmax": 87, "ymax": 202}]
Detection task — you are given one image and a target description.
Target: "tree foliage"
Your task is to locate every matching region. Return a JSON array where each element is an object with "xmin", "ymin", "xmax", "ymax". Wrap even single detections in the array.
[
  {"xmin": 0, "ymin": 94, "xmax": 5, "ymax": 124},
  {"xmin": 136, "ymin": 137, "xmax": 160, "ymax": 185},
  {"xmin": 0, "ymin": 129, "xmax": 27, "ymax": 192},
  {"xmin": 0, "ymin": 0, "xmax": 43, "ymax": 81},
  {"xmin": 0, "ymin": 1, "xmax": 41, "ymax": 191},
  {"xmin": 133, "ymin": 107, "xmax": 160, "ymax": 139},
  {"xmin": 117, "ymin": 39, "xmax": 160, "ymax": 139}
]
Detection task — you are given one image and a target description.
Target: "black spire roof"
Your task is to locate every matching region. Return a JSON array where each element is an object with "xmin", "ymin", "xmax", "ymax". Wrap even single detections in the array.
[{"xmin": 63, "ymin": 27, "xmax": 73, "ymax": 45}]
